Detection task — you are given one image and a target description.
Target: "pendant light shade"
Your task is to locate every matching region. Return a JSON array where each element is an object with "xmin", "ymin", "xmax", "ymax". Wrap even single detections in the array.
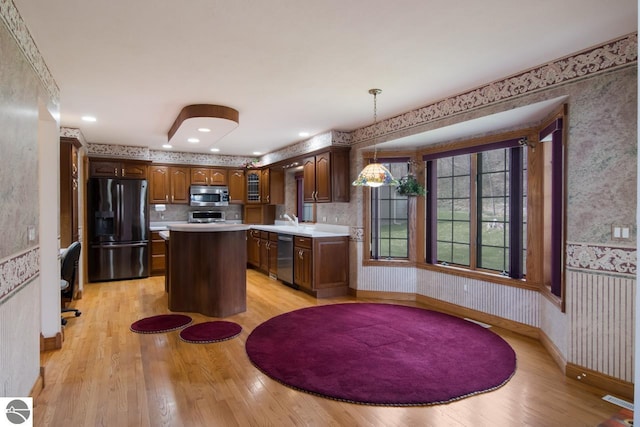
[
  {"xmin": 352, "ymin": 162, "xmax": 397, "ymax": 187},
  {"xmin": 352, "ymin": 89, "xmax": 397, "ymax": 187}
]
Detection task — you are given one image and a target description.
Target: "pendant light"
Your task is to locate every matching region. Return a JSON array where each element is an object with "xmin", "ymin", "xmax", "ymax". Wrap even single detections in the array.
[{"xmin": 352, "ymin": 89, "xmax": 397, "ymax": 187}]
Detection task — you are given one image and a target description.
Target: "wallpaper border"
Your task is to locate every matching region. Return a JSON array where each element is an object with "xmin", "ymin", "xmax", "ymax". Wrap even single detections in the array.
[
  {"xmin": 566, "ymin": 242, "xmax": 636, "ymax": 277},
  {"xmin": 352, "ymin": 33, "xmax": 637, "ymax": 145},
  {"xmin": 0, "ymin": 247, "xmax": 40, "ymax": 305}
]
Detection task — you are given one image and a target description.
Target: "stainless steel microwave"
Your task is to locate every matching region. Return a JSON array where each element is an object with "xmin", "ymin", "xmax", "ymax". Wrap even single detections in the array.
[{"xmin": 189, "ymin": 185, "xmax": 229, "ymax": 207}]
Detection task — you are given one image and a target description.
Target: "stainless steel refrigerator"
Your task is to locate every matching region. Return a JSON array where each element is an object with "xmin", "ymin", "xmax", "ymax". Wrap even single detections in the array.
[{"xmin": 88, "ymin": 178, "xmax": 149, "ymax": 282}]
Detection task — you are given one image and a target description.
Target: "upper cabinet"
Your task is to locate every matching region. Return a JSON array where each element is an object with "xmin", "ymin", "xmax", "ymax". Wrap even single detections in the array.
[
  {"xmin": 245, "ymin": 170, "xmax": 261, "ymax": 204},
  {"xmin": 89, "ymin": 159, "xmax": 148, "ymax": 179},
  {"xmin": 245, "ymin": 168, "xmax": 284, "ymax": 205},
  {"xmin": 303, "ymin": 147, "xmax": 350, "ymax": 203},
  {"xmin": 149, "ymin": 165, "xmax": 189, "ymax": 204},
  {"xmin": 261, "ymin": 168, "xmax": 284, "ymax": 205},
  {"xmin": 228, "ymin": 169, "xmax": 246, "ymax": 204},
  {"xmin": 190, "ymin": 167, "xmax": 227, "ymax": 186}
]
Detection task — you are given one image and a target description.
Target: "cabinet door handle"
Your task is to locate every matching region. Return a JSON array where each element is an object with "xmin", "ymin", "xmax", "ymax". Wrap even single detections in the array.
[
  {"xmin": 298, "ymin": 250, "xmax": 303, "ymax": 259},
  {"xmin": 257, "ymin": 240, "xmax": 260, "ymax": 247},
  {"xmin": 122, "ymin": 168, "xmax": 125, "ymax": 177},
  {"xmin": 114, "ymin": 167, "xmax": 118, "ymax": 176},
  {"xmin": 165, "ymin": 195, "xmax": 168, "ymax": 202}
]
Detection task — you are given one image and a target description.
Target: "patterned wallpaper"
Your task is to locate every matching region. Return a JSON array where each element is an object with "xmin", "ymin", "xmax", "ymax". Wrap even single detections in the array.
[
  {"xmin": 0, "ymin": 0, "xmax": 59, "ymax": 105},
  {"xmin": 351, "ymin": 34, "xmax": 637, "ymax": 145}
]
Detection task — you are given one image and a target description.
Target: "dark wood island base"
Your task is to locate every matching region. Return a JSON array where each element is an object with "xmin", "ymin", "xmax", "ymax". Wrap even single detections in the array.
[{"xmin": 164, "ymin": 224, "xmax": 249, "ymax": 317}]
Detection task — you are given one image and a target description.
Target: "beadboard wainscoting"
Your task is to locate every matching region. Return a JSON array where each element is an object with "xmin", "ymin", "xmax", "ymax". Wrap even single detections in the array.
[
  {"xmin": 416, "ymin": 269, "xmax": 541, "ymax": 328},
  {"xmin": 567, "ymin": 269, "xmax": 635, "ymax": 383}
]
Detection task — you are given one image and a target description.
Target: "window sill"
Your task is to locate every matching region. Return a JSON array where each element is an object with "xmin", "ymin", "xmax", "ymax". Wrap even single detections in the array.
[
  {"xmin": 362, "ymin": 259, "xmax": 416, "ymax": 268},
  {"xmin": 418, "ymin": 263, "xmax": 540, "ymax": 292}
]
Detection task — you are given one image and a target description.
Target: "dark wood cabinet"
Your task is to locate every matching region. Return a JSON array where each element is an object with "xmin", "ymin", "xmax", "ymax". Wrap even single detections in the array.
[
  {"xmin": 259, "ymin": 231, "xmax": 269, "ymax": 272},
  {"xmin": 247, "ymin": 229, "xmax": 261, "ymax": 267},
  {"xmin": 190, "ymin": 167, "xmax": 227, "ymax": 186},
  {"xmin": 90, "ymin": 159, "xmax": 148, "ymax": 179},
  {"xmin": 170, "ymin": 167, "xmax": 190, "ymax": 203},
  {"xmin": 246, "ymin": 170, "xmax": 261, "ymax": 204},
  {"xmin": 149, "ymin": 165, "xmax": 189, "ymax": 204},
  {"xmin": 294, "ymin": 235, "xmax": 349, "ymax": 297},
  {"xmin": 248, "ymin": 230, "xmax": 278, "ymax": 276},
  {"xmin": 268, "ymin": 234, "xmax": 278, "ymax": 277},
  {"xmin": 60, "ymin": 137, "xmax": 81, "ymax": 248},
  {"xmin": 228, "ymin": 169, "xmax": 245, "ymax": 203},
  {"xmin": 261, "ymin": 168, "xmax": 284, "ymax": 205},
  {"xmin": 294, "ymin": 237, "xmax": 313, "ymax": 290},
  {"xmin": 151, "ymin": 231, "xmax": 166, "ymax": 276},
  {"xmin": 244, "ymin": 204, "xmax": 276, "ymax": 225},
  {"xmin": 303, "ymin": 148, "xmax": 350, "ymax": 203}
]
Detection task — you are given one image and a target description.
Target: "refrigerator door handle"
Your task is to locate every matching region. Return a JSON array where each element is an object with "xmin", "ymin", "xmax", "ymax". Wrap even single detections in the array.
[{"xmin": 116, "ymin": 183, "xmax": 122, "ymax": 238}]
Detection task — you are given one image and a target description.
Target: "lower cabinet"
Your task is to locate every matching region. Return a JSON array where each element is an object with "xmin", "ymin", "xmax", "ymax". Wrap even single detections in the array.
[
  {"xmin": 151, "ymin": 231, "xmax": 166, "ymax": 276},
  {"xmin": 247, "ymin": 230, "xmax": 261, "ymax": 267},
  {"xmin": 292, "ymin": 235, "xmax": 350, "ymax": 297},
  {"xmin": 247, "ymin": 230, "xmax": 277, "ymax": 277},
  {"xmin": 293, "ymin": 237, "xmax": 313, "ymax": 290},
  {"xmin": 247, "ymin": 229, "xmax": 349, "ymax": 297}
]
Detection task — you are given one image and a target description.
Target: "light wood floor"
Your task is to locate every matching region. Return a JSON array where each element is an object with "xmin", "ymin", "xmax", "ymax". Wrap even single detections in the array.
[{"xmin": 36, "ymin": 269, "xmax": 621, "ymax": 426}]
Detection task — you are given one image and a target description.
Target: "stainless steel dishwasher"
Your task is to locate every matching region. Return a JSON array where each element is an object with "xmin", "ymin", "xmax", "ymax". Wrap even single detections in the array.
[{"xmin": 277, "ymin": 234, "xmax": 295, "ymax": 287}]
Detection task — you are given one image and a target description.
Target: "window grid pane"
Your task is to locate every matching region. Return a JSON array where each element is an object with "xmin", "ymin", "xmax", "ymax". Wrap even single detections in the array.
[
  {"xmin": 478, "ymin": 149, "xmax": 510, "ymax": 273},
  {"xmin": 371, "ymin": 162, "xmax": 409, "ymax": 259},
  {"xmin": 436, "ymin": 156, "xmax": 470, "ymax": 267}
]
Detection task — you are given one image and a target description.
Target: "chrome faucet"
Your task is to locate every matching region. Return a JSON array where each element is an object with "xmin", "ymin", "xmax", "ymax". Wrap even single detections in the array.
[{"xmin": 283, "ymin": 213, "xmax": 298, "ymax": 227}]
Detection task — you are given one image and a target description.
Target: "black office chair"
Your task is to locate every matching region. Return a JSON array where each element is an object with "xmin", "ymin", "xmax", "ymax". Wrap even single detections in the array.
[{"xmin": 61, "ymin": 241, "xmax": 82, "ymax": 325}]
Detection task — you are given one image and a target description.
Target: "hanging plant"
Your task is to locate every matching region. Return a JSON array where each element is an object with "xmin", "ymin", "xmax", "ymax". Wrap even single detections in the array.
[{"xmin": 396, "ymin": 174, "xmax": 426, "ymax": 197}]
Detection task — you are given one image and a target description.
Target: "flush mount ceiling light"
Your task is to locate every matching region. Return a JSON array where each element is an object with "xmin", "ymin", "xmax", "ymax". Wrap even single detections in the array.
[
  {"xmin": 82, "ymin": 115, "xmax": 97, "ymax": 122},
  {"xmin": 352, "ymin": 89, "xmax": 398, "ymax": 187},
  {"xmin": 168, "ymin": 104, "xmax": 239, "ymax": 152}
]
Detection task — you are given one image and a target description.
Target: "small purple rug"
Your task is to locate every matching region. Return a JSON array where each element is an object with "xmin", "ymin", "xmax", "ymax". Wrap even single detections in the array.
[
  {"xmin": 179, "ymin": 321, "xmax": 242, "ymax": 343},
  {"xmin": 130, "ymin": 314, "xmax": 192, "ymax": 334},
  {"xmin": 246, "ymin": 303, "xmax": 517, "ymax": 406}
]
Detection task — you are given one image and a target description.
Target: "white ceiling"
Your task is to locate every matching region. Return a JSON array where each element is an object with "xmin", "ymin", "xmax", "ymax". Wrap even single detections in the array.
[{"xmin": 13, "ymin": 0, "xmax": 638, "ymax": 156}]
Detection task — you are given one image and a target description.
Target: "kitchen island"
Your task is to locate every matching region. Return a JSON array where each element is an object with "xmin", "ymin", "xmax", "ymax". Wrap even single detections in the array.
[{"xmin": 160, "ymin": 223, "xmax": 250, "ymax": 317}]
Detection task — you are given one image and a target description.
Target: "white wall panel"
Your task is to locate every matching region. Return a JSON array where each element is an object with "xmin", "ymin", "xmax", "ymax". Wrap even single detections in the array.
[{"xmin": 0, "ymin": 278, "xmax": 41, "ymax": 396}]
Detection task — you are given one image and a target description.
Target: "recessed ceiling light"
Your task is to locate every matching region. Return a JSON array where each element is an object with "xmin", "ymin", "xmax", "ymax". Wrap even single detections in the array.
[
  {"xmin": 210, "ymin": 148, "xmax": 220, "ymax": 152},
  {"xmin": 187, "ymin": 138, "xmax": 200, "ymax": 143},
  {"xmin": 162, "ymin": 144, "xmax": 172, "ymax": 149},
  {"xmin": 252, "ymin": 151, "xmax": 262, "ymax": 155},
  {"xmin": 299, "ymin": 132, "xmax": 310, "ymax": 137},
  {"xmin": 198, "ymin": 128, "xmax": 211, "ymax": 133},
  {"xmin": 82, "ymin": 116, "xmax": 97, "ymax": 122}
]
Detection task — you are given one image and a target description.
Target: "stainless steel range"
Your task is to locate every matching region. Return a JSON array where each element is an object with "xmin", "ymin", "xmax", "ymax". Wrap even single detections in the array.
[{"xmin": 188, "ymin": 210, "xmax": 225, "ymax": 223}]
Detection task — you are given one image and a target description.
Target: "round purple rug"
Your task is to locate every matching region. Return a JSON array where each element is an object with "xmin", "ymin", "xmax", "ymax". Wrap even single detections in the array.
[
  {"xmin": 246, "ymin": 303, "xmax": 516, "ymax": 406},
  {"xmin": 179, "ymin": 321, "xmax": 242, "ymax": 343},
  {"xmin": 130, "ymin": 314, "xmax": 192, "ymax": 334}
]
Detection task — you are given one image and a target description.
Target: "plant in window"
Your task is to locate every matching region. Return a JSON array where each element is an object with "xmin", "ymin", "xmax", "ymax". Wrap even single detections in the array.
[
  {"xmin": 395, "ymin": 174, "xmax": 426, "ymax": 196},
  {"xmin": 395, "ymin": 161, "xmax": 426, "ymax": 196}
]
